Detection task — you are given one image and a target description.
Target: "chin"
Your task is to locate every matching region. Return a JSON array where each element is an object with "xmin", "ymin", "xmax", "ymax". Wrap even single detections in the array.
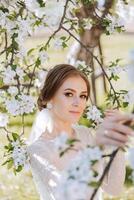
[{"xmin": 70, "ymin": 118, "xmax": 80, "ymax": 124}]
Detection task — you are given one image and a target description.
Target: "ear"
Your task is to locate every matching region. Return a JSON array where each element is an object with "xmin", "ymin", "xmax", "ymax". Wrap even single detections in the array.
[{"xmin": 47, "ymin": 102, "xmax": 53, "ymax": 109}]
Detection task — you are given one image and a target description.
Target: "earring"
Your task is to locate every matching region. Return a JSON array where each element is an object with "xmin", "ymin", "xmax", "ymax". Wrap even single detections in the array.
[{"xmin": 47, "ymin": 102, "xmax": 53, "ymax": 109}]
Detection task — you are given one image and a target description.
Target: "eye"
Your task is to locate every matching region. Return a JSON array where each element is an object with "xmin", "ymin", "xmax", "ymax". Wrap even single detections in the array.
[
  {"xmin": 80, "ymin": 95, "xmax": 88, "ymax": 100},
  {"xmin": 64, "ymin": 92, "xmax": 73, "ymax": 97}
]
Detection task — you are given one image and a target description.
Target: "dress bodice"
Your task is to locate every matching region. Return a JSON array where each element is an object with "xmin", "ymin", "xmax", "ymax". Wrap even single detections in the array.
[{"xmin": 27, "ymin": 124, "xmax": 125, "ymax": 200}]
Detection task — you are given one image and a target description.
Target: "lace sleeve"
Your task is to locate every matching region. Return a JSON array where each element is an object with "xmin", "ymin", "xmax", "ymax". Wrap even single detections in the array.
[
  {"xmin": 27, "ymin": 141, "xmax": 60, "ymax": 200},
  {"xmin": 79, "ymin": 126, "xmax": 126, "ymax": 196},
  {"xmin": 102, "ymin": 149, "xmax": 126, "ymax": 196}
]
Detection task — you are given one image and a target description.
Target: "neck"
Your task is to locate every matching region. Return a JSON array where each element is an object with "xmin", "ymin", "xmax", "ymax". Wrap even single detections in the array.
[{"xmin": 50, "ymin": 112, "xmax": 75, "ymax": 138}]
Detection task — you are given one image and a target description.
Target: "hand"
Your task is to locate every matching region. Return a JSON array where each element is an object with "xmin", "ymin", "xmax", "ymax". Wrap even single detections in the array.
[{"xmin": 95, "ymin": 110, "xmax": 134, "ymax": 147}]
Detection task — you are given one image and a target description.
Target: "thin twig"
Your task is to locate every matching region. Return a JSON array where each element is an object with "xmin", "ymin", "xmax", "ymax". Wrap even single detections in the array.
[
  {"xmin": 41, "ymin": 0, "xmax": 70, "ymax": 51},
  {"xmin": 61, "ymin": 26, "xmax": 120, "ymax": 107},
  {"xmin": 90, "ymin": 148, "xmax": 119, "ymax": 200}
]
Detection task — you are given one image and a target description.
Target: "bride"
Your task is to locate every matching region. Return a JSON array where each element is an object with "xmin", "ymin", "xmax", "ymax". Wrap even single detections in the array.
[{"xmin": 27, "ymin": 64, "xmax": 134, "ymax": 200}]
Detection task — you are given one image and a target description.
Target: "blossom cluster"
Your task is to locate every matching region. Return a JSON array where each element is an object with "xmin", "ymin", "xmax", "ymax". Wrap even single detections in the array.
[
  {"xmin": 104, "ymin": 14, "xmax": 125, "ymax": 35},
  {"xmin": 5, "ymin": 94, "xmax": 35, "ymax": 116},
  {"xmin": 86, "ymin": 106, "xmax": 103, "ymax": 127},
  {"xmin": 2, "ymin": 133, "xmax": 29, "ymax": 173},
  {"xmin": 11, "ymin": 139, "xmax": 29, "ymax": 170},
  {"xmin": 0, "ymin": 113, "xmax": 9, "ymax": 127},
  {"xmin": 55, "ymin": 141, "xmax": 102, "ymax": 200}
]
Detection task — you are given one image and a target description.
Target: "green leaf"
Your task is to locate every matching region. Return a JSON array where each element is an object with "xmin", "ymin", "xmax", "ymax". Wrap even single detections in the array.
[
  {"xmin": 37, "ymin": 0, "xmax": 46, "ymax": 7},
  {"xmin": 23, "ymin": 74, "xmax": 30, "ymax": 82},
  {"xmin": 123, "ymin": 102, "xmax": 129, "ymax": 108},
  {"xmin": 11, "ymin": 64, "xmax": 17, "ymax": 71},
  {"xmin": 113, "ymin": 75, "xmax": 120, "ymax": 81},
  {"xmin": 12, "ymin": 132, "xmax": 19, "ymax": 141},
  {"xmin": 16, "ymin": 165, "xmax": 23, "ymax": 172},
  {"xmin": 27, "ymin": 48, "xmax": 35, "ymax": 56},
  {"xmin": 59, "ymin": 151, "xmax": 65, "ymax": 157},
  {"xmin": 62, "ymin": 42, "xmax": 68, "ymax": 48},
  {"xmin": 89, "ymin": 181, "xmax": 100, "ymax": 188},
  {"xmin": 67, "ymin": 138, "xmax": 80, "ymax": 145},
  {"xmin": 4, "ymin": 143, "xmax": 13, "ymax": 151},
  {"xmin": 35, "ymin": 57, "xmax": 41, "ymax": 67},
  {"xmin": 2, "ymin": 160, "xmax": 9, "ymax": 166},
  {"xmin": 60, "ymin": 36, "xmax": 66, "ymax": 40},
  {"xmin": 7, "ymin": 159, "xmax": 14, "ymax": 169}
]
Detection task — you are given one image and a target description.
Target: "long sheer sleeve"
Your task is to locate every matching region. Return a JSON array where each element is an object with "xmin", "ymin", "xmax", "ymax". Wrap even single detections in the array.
[
  {"xmin": 27, "ymin": 140, "xmax": 60, "ymax": 200},
  {"xmin": 102, "ymin": 149, "xmax": 126, "ymax": 196},
  {"xmin": 82, "ymin": 126, "xmax": 126, "ymax": 196}
]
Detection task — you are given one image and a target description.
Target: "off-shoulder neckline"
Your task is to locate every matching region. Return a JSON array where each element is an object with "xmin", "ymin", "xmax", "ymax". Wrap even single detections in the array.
[{"xmin": 38, "ymin": 123, "xmax": 80, "ymax": 142}]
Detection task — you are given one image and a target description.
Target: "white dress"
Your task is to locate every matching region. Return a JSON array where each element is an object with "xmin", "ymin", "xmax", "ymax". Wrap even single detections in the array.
[{"xmin": 27, "ymin": 124, "xmax": 126, "ymax": 200}]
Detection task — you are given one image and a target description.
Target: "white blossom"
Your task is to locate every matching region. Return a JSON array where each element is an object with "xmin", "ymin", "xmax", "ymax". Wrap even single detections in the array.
[
  {"xmin": 122, "ymin": 90, "xmax": 134, "ymax": 104},
  {"xmin": 54, "ymin": 132, "xmax": 69, "ymax": 151},
  {"xmin": 39, "ymin": 51, "xmax": 49, "ymax": 64},
  {"xmin": 2, "ymin": 66, "xmax": 16, "ymax": 85},
  {"xmin": 5, "ymin": 94, "xmax": 35, "ymax": 116},
  {"xmin": 105, "ymin": 14, "xmax": 124, "ymax": 34},
  {"xmin": 17, "ymin": 17, "xmax": 33, "ymax": 36},
  {"xmin": 35, "ymin": 70, "xmax": 48, "ymax": 89},
  {"xmin": 43, "ymin": 1, "xmax": 64, "ymax": 29},
  {"xmin": 75, "ymin": 60, "xmax": 92, "ymax": 71},
  {"xmin": 55, "ymin": 180, "xmax": 90, "ymax": 200},
  {"xmin": 0, "ymin": 90, "xmax": 6, "ymax": 102},
  {"xmin": 2, "ymin": 66, "xmax": 24, "ymax": 85},
  {"xmin": 16, "ymin": 66, "xmax": 25, "ymax": 82},
  {"xmin": 45, "ymin": 13, "xmax": 61, "ymax": 29},
  {"xmin": 0, "ymin": 113, "xmax": 9, "ymax": 127},
  {"xmin": 11, "ymin": 140, "xmax": 28, "ymax": 169},
  {"xmin": 107, "ymin": 65, "xmax": 127, "ymax": 76},
  {"xmin": 97, "ymin": 0, "xmax": 105, "ymax": 9},
  {"xmin": 11, "ymin": 140, "xmax": 20, "ymax": 148},
  {"xmin": 8, "ymin": 86, "xmax": 18, "ymax": 96},
  {"xmin": 86, "ymin": 106, "xmax": 103, "ymax": 125},
  {"xmin": 5, "ymin": 18, "xmax": 16, "ymax": 35},
  {"xmin": 25, "ymin": 0, "xmax": 46, "ymax": 18},
  {"xmin": 83, "ymin": 18, "xmax": 92, "ymax": 30},
  {"xmin": 0, "ymin": 11, "xmax": 7, "ymax": 28},
  {"xmin": 55, "ymin": 146, "xmax": 102, "ymax": 200},
  {"xmin": 53, "ymin": 38, "xmax": 63, "ymax": 50}
]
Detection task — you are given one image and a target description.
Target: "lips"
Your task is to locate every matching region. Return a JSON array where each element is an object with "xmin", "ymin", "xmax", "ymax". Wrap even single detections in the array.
[{"xmin": 69, "ymin": 111, "xmax": 80, "ymax": 114}]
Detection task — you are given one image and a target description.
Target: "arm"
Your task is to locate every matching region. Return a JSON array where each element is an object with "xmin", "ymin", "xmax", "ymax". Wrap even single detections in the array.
[
  {"xmin": 85, "ymin": 127, "xmax": 126, "ymax": 196},
  {"xmin": 102, "ymin": 149, "xmax": 126, "ymax": 196},
  {"xmin": 93, "ymin": 110, "xmax": 134, "ymax": 196},
  {"xmin": 27, "ymin": 141, "xmax": 59, "ymax": 200}
]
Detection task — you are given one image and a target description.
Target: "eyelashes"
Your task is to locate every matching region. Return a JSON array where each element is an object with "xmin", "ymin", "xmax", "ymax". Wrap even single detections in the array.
[{"xmin": 64, "ymin": 92, "xmax": 88, "ymax": 100}]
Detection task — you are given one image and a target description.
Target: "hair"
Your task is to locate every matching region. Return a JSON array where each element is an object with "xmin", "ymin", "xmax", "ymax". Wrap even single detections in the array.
[{"xmin": 37, "ymin": 64, "xmax": 90, "ymax": 111}]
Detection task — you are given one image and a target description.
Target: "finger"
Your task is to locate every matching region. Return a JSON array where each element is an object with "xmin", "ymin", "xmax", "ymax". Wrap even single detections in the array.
[
  {"xmin": 104, "ymin": 130, "xmax": 128, "ymax": 144},
  {"xmin": 104, "ymin": 109, "xmax": 119, "ymax": 116},
  {"xmin": 105, "ymin": 109, "xmax": 119, "ymax": 114},
  {"xmin": 108, "ymin": 123, "xmax": 134, "ymax": 136},
  {"xmin": 105, "ymin": 113, "xmax": 134, "ymax": 124},
  {"xmin": 101, "ymin": 137, "xmax": 125, "ymax": 147}
]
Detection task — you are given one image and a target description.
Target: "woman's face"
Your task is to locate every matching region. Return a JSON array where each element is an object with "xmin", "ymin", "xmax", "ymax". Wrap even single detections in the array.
[{"xmin": 50, "ymin": 75, "xmax": 88, "ymax": 124}]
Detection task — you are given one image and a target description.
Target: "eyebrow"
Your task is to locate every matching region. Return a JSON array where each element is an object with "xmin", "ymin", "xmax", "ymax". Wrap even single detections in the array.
[{"xmin": 64, "ymin": 88, "xmax": 88, "ymax": 93}]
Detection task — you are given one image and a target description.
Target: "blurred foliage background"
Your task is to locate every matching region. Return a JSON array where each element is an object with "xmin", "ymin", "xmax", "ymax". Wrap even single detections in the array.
[{"xmin": 1, "ymin": 30, "xmax": 134, "ymax": 199}]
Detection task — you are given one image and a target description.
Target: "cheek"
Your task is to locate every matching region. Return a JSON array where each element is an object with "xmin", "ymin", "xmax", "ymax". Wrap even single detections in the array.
[
  {"xmin": 80, "ymin": 100, "xmax": 87, "ymax": 110},
  {"xmin": 53, "ymin": 96, "xmax": 70, "ymax": 112}
]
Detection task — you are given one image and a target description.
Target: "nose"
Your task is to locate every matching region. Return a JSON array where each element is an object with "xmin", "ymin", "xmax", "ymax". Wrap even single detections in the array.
[{"xmin": 72, "ymin": 96, "xmax": 79, "ymax": 106}]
